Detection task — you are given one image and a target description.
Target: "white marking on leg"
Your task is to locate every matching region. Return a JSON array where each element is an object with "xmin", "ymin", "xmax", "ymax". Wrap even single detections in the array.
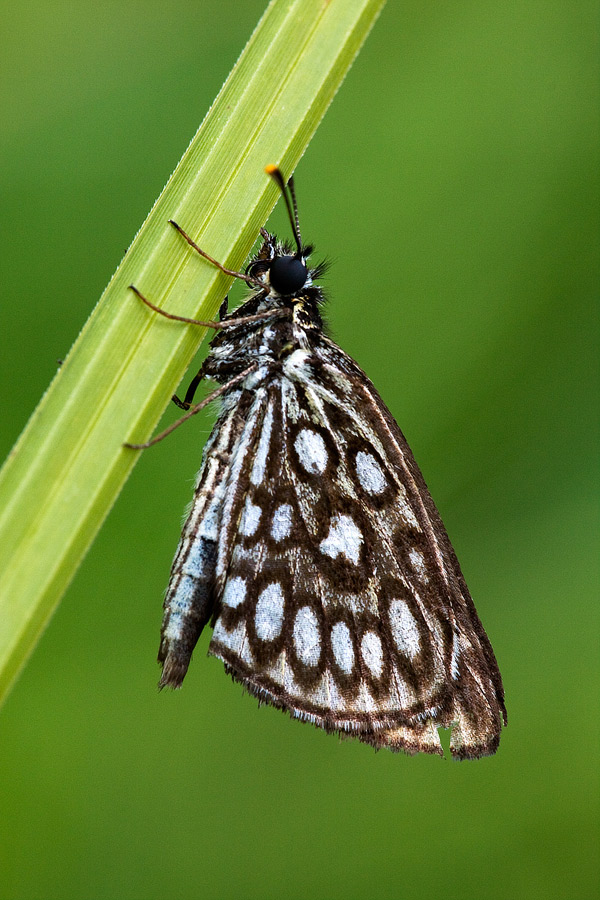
[
  {"xmin": 255, "ymin": 583, "xmax": 285, "ymax": 641},
  {"xmin": 331, "ymin": 621, "xmax": 355, "ymax": 674},
  {"xmin": 271, "ymin": 504, "xmax": 293, "ymax": 541},
  {"xmin": 361, "ymin": 631, "xmax": 384, "ymax": 678},
  {"xmin": 222, "ymin": 576, "xmax": 247, "ymax": 608},
  {"xmin": 294, "ymin": 428, "xmax": 328, "ymax": 474},
  {"xmin": 320, "ymin": 514, "xmax": 363, "ymax": 565},
  {"xmin": 293, "ymin": 606, "xmax": 321, "ymax": 665},
  {"xmin": 355, "ymin": 451, "xmax": 386, "ymax": 494},
  {"xmin": 389, "ymin": 599, "xmax": 421, "ymax": 659},
  {"xmin": 240, "ymin": 497, "xmax": 261, "ymax": 536}
]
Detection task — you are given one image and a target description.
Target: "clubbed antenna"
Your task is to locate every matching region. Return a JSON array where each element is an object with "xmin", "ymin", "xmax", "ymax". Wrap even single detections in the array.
[{"xmin": 265, "ymin": 164, "xmax": 303, "ymax": 256}]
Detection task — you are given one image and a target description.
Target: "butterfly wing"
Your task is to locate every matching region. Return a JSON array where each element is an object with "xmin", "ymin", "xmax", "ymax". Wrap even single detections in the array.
[
  {"xmin": 158, "ymin": 382, "xmax": 269, "ymax": 688},
  {"xmin": 207, "ymin": 344, "xmax": 506, "ymax": 759}
]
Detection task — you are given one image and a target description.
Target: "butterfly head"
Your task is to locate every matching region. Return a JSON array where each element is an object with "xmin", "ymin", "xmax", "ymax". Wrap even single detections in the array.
[
  {"xmin": 268, "ymin": 252, "xmax": 308, "ymax": 295},
  {"xmin": 243, "ymin": 165, "xmax": 317, "ymax": 300},
  {"xmin": 247, "ymin": 231, "xmax": 313, "ymax": 297}
]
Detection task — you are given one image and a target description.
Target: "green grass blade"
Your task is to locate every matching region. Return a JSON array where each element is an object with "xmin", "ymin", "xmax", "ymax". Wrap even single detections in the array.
[{"xmin": 0, "ymin": 0, "xmax": 386, "ymax": 705}]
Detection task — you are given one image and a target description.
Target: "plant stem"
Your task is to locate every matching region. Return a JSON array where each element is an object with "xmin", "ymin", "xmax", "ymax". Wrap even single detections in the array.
[{"xmin": 0, "ymin": 0, "xmax": 386, "ymax": 705}]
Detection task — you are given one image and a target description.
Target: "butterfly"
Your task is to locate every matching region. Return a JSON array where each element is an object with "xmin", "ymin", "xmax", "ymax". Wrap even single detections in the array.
[{"xmin": 126, "ymin": 165, "xmax": 506, "ymax": 758}]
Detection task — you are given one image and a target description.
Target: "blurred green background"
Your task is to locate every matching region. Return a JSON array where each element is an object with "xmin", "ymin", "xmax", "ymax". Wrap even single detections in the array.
[{"xmin": 1, "ymin": 1, "xmax": 598, "ymax": 898}]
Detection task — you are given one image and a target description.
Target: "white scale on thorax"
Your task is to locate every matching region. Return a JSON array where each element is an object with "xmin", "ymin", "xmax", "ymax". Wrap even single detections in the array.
[
  {"xmin": 243, "ymin": 365, "xmax": 270, "ymax": 391},
  {"xmin": 210, "ymin": 339, "xmax": 237, "ymax": 363},
  {"xmin": 283, "ymin": 347, "xmax": 312, "ymax": 377},
  {"xmin": 257, "ymin": 325, "xmax": 276, "ymax": 357}
]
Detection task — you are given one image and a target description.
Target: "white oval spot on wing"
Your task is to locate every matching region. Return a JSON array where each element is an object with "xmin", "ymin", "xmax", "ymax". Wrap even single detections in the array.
[
  {"xmin": 355, "ymin": 451, "xmax": 386, "ymax": 494},
  {"xmin": 331, "ymin": 621, "xmax": 355, "ymax": 674},
  {"xmin": 320, "ymin": 514, "xmax": 363, "ymax": 565},
  {"xmin": 271, "ymin": 504, "xmax": 293, "ymax": 541},
  {"xmin": 293, "ymin": 606, "xmax": 321, "ymax": 665},
  {"xmin": 240, "ymin": 497, "xmax": 261, "ymax": 536},
  {"xmin": 361, "ymin": 631, "xmax": 384, "ymax": 678},
  {"xmin": 389, "ymin": 599, "xmax": 421, "ymax": 659},
  {"xmin": 294, "ymin": 428, "xmax": 328, "ymax": 474},
  {"xmin": 222, "ymin": 576, "xmax": 247, "ymax": 608},
  {"xmin": 255, "ymin": 583, "xmax": 285, "ymax": 641}
]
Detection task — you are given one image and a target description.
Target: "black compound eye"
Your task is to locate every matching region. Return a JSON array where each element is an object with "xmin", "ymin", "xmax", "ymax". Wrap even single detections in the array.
[{"xmin": 269, "ymin": 255, "xmax": 308, "ymax": 295}]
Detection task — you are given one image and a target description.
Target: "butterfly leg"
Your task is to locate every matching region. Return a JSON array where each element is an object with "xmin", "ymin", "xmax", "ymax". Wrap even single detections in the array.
[
  {"xmin": 124, "ymin": 364, "xmax": 258, "ymax": 449},
  {"xmin": 128, "ymin": 283, "xmax": 225, "ymax": 328},
  {"xmin": 171, "ymin": 296, "xmax": 231, "ymax": 410},
  {"xmin": 130, "ymin": 283, "xmax": 291, "ymax": 335},
  {"xmin": 168, "ymin": 220, "xmax": 260, "ymax": 287},
  {"xmin": 172, "ymin": 371, "xmax": 205, "ymax": 410}
]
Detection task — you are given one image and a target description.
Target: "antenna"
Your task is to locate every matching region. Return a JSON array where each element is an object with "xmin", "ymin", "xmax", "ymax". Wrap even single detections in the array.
[{"xmin": 265, "ymin": 165, "xmax": 303, "ymax": 256}]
